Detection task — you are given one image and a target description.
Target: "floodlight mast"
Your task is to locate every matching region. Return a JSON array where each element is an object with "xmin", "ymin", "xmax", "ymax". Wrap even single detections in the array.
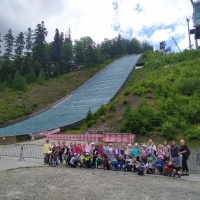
[
  {"xmin": 170, "ymin": 36, "xmax": 182, "ymax": 52},
  {"xmin": 186, "ymin": 18, "xmax": 192, "ymax": 50}
]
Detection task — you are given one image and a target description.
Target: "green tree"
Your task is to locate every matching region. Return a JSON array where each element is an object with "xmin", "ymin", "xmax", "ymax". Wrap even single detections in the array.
[
  {"xmin": 4, "ymin": 29, "xmax": 15, "ymax": 58},
  {"xmin": 141, "ymin": 41, "xmax": 153, "ymax": 52},
  {"xmin": 26, "ymin": 67, "xmax": 36, "ymax": 83},
  {"xmin": 25, "ymin": 27, "xmax": 33, "ymax": 55},
  {"xmin": 128, "ymin": 38, "xmax": 141, "ymax": 54},
  {"xmin": 32, "ymin": 21, "xmax": 48, "ymax": 66},
  {"xmin": 51, "ymin": 28, "xmax": 63, "ymax": 64},
  {"xmin": 99, "ymin": 38, "xmax": 113, "ymax": 59},
  {"xmin": 0, "ymin": 57, "xmax": 15, "ymax": 82},
  {"xmin": 14, "ymin": 32, "xmax": 25, "ymax": 62},
  {"xmin": 75, "ymin": 36, "xmax": 99, "ymax": 67},
  {"xmin": 12, "ymin": 70, "xmax": 26, "ymax": 90},
  {"xmin": 0, "ymin": 33, "xmax": 2, "ymax": 55},
  {"xmin": 62, "ymin": 36, "xmax": 72, "ymax": 66}
]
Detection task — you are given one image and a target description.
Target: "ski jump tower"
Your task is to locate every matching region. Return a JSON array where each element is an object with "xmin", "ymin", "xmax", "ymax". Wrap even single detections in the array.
[{"xmin": 190, "ymin": 0, "xmax": 200, "ymax": 48}]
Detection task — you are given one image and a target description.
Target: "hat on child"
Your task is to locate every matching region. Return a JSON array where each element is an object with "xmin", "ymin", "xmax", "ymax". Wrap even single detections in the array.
[
  {"xmin": 128, "ymin": 144, "xmax": 132, "ymax": 147},
  {"xmin": 142, "ymin": 144, "xmax": 146, "ymax": 148}
]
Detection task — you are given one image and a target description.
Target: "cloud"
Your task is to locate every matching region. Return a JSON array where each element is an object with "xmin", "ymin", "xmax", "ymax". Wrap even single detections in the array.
[{"xmin": 0, "ymin": 0, "xmax": 195, "ymax": 52}]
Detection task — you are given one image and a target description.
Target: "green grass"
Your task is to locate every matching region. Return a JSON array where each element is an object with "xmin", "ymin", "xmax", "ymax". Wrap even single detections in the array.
[
  {"xmin": 0, "ymin": 62, "xmax": 111, "ymax": 127},
  {"xmin": 77, "ymin": 50, "xmax": 200, "ymax": 145}
]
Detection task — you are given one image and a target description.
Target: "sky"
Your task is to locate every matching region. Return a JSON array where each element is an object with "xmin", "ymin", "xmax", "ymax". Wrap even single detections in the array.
[{"xmin": 0, "ymin": 0, "xmax": 197, "ymax": 52}]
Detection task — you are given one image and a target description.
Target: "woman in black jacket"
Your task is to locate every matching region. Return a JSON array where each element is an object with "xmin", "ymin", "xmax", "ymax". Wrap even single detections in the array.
[{"xmin": 179, "ymin": 139, "xmax": 189, "ymax": 175}]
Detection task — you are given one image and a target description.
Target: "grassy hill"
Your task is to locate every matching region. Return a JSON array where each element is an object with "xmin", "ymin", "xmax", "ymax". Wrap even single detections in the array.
[
  {"xmin": 1, "ymin": 51, "xmax": 200, "ymax": 147},
  {"xmin": 0, "ymin": 60, "xmax": 113, "ymax": 127},
  {"xmin": 78, "ymin": 50, "xmax": 200, "ymax": 145}
]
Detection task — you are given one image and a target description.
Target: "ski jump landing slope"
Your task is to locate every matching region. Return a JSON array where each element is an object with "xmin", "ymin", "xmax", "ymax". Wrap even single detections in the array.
[{"xmin": 0, "ymin": 54, "xmax": 142, "ymax": 137}]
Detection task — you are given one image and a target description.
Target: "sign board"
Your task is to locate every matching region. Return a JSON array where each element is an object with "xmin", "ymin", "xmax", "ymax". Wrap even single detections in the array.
[{"xmin": 46, "ymin": 133, "xmax": 136, "ymax": 143}]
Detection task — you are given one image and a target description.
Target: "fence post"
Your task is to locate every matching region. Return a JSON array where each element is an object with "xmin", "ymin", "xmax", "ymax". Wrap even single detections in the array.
[{"xmin": 18, "ymin": 145, "xmax": 25, "ymax": 161}]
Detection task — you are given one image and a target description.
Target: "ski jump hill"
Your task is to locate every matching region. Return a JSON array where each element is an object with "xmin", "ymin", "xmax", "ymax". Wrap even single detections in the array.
[{"xmin": 0, "ymin": 54, "xmax": 142, "ymax": 138}]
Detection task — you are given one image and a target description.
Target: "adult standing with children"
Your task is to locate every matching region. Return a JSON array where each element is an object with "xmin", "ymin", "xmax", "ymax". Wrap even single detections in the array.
[
  {"xmin": 170, "ymin": 140, "xmax": 179, "ymax": 165},
  {"xmin": 43, "ymin": 140, "xmax": 51, "ymax": 164},
  {"xmin": 179, "ymin": 139, "xmax": 189, "ymax": 176}
]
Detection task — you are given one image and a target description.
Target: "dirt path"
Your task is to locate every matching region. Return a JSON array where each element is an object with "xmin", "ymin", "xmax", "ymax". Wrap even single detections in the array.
[{"xmin": 0, "ymin": 166, "xmax": 200, "ymax": 200}]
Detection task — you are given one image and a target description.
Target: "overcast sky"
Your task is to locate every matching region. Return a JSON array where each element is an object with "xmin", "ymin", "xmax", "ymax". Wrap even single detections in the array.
[{"xmin": 0, "ymin": 0, "xmax": 196, "ymax": 52}]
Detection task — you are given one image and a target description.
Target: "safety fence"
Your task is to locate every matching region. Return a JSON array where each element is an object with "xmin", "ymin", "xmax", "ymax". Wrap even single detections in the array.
[
  {"xmin": 0, "ymin": 143, "xmax": 44, "ymax": 160},
  {"xmin": 0, "ymin": 143, "xmax": 200, "ymax": 171}
]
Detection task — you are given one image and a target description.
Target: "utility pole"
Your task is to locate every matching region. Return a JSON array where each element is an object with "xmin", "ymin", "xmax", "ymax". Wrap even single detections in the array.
[{"xmin": 186, "ymin": 18, "xmax": 192, "ymax": 50}]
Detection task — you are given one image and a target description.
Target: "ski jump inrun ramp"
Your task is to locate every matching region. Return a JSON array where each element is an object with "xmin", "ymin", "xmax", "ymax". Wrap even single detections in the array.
[{"xmin": 0, "ymin": 54, "xmax": 142, "ymax": 137}]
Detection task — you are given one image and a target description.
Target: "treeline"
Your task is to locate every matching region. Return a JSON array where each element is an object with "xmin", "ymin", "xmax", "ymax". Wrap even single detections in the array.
[{"xmin": 0, "ymin": 21, "xmax": 153, "ymax": 90}]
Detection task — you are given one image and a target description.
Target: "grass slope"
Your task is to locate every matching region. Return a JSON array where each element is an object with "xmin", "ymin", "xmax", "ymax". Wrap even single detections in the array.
[
  {"xmin": 0, "ymin": 61, "xmax": 111, "ymax": 127},
  {"xmin": 80, "ymin": 50, "xmax": 200, "ymax": 146}
]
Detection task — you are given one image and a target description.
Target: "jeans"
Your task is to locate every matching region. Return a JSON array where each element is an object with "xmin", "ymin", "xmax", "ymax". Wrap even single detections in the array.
[{"xmin": 171, "ymin": 157, "xmax": 179, "ymax": 165}]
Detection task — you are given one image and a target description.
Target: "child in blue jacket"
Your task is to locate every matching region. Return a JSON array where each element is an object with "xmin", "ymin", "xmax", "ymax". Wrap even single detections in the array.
[{"xmin": 154, "ymin": 155, "xmax": 165, "ymax": 174}]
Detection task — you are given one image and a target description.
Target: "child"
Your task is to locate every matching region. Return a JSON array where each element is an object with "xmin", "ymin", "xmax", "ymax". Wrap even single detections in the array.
[
  {"xmin": 67, "ymin": 151, "xmax": 73, "ymax": 166},
  {"xmin": 131, "ymin": 143, "xmax": 140, "ymax": 161},
  {"xmin": 70, "ymin": 153, "xmax": 78, "ymax": 168},
  {"xmin": 96, "ymin": 154, "xmax": 103, "ymax": 169},
  {"xmin": 141, "ymin": 144, "xmax": 149, "ymax": 164},
  {"xmin": 156, "ymin": 144, "xmax": 165, "ymax": 160},
  {"xmin": 146, "ymin": 157, "xmax": 154, "ymax": 174},
  {"xmin": 102, "ymin": 154, "xmax": 110, "ymax": 170},
  {"xmin": 163, "ymin": 160, "xmax": 182, "ymax": 178},
  {"xmin": 78, "ymin": 153, "xmax": 85, "ymax": 168},
  {"xmin": 132, "ymin": 157, "xmax": 138, "ymax": 173},
  {"xmin": 111, "ymin": 157, "xmax": 118, "ymax": 171},
  {"xmin": 84, "ymin": 153, "xmax": 91, "ymax": 168},
  {"xmin": 154, "ymin": 155, "xmax": 165, "ymax": 174},
  {"xmin": 117, "ymin": 154, "xmax": 125, "ymax": 171},
  {"xmin": 50, "ymin": 147, "xmax": 60, "ymax": 166},
  {"xmin": 92, "ymin": 144, "xmax": 99, "ymax": 168},
  {"xmin": 125, "ymin": 155, "xmax": 133, "ymax": 172},
  {"xmin": 136, "ymin": 160, "xmax": 146, "ymax": 175}
]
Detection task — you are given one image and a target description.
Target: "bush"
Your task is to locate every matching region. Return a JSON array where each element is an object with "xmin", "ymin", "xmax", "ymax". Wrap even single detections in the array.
[
  {"xmin": 184, "ymin": 126, "xmax": 200, "ymax": 140},
  {"xmin": 109, "ymin": 104, "xmax": 116, "ymax": 111},
  {"xmin": 97, "ymin": 105, "xmax": 107, "ymax": 116},
  {"xmin": 161, "ymin": 121, "xmax": 177, "ymax": 140}
]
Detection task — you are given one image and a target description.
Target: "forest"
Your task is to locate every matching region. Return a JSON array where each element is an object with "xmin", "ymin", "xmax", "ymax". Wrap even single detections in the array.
[{"xmin": 0, "ymin": 21, "xmax": 153, "ymax": 91}]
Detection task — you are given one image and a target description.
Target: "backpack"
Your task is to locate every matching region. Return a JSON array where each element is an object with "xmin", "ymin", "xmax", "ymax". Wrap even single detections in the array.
[{"xmin": 187, "ymin": 148, "xmax": 191, "ymax": 156}]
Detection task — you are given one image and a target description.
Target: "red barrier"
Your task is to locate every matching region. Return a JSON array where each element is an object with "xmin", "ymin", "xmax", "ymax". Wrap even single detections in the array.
[{"xmin": 46, "ymin": 133, "xmax": 136, "ymax": 143}]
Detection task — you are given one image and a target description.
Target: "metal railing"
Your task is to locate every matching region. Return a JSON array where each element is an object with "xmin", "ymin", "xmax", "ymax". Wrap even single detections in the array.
[{"xmin": 0, "ymin": 143, "xmax": 43, "ymax": 161}]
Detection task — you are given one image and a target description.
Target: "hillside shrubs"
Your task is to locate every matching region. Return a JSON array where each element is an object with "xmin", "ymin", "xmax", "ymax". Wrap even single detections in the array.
[{"xmin": 120, "ymin": 50, "xmax": 200, "ymax": 140}]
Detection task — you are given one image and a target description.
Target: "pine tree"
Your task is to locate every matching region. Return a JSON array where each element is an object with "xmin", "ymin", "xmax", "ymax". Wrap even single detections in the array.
[
  {"xmin": 0, "ymin": 33, "xmax": 2, "ymax": 55},
  {"xmin": 4, "ymin": 29, "xmax": 15, "ymax": 58},
  {"xmin": 51, "ymin": 28, "xmax": 63, "ymax": 64},
  {"xmin": 32, "ymin": 21, "xmax": 48, "ymax": 66},
  {"xmin": 25, "ymin": 27, "xmax": 33, "ymax": 54},
  {"xmin": 62, "ymin": 34, "xmax": 72, "ymax": 65},
  {"xmin": 14, "ymin": 32, "xmax": 25, "ymax": 61},
  {"xmin": 12, "ymin": 70, "xmax": 26, "ymax": 90}
]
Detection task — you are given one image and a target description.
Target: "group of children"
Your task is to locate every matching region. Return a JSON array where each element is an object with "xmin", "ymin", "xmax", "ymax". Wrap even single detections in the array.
[{"xmin": 43, "ymin": 139, "xmax": 185, "ymax": 177}]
